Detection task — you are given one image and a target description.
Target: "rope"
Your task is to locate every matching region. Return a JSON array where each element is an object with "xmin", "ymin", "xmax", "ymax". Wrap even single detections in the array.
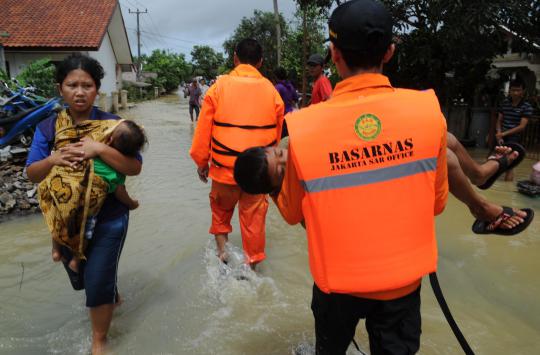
[{"xmin": 429, "ymin": 272, "xmax": 475, "ymax": 355}]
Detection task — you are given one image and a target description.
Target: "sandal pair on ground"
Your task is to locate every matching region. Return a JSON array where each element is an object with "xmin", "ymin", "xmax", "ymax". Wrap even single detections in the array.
[{"xmin": 472, "ymin": 142, "xmax": 534, "ymax": 236}]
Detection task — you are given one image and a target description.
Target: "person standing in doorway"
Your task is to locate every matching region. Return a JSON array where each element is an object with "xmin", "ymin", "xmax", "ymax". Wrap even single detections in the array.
[
  {"xmin": 307, "ymin": 53, "xmax": 332, "ymax": 105},
  {"xmin": 189, "ymin": 38, "xmax": 284, "ymax": 268},
  {"xmin": 496, "ymin": 78, "xmax": 533, "ymax": 181},
  {"xmin": 187, "ymin": 79, "xmax": 202, "ymax": 122}
]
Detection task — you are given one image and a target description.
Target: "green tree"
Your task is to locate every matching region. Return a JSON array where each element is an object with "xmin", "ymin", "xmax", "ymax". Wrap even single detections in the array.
[
  {"xmin": 141, "ymin": 49, "xmax": 192, "ymax": 92},
  {"xmin": 380, "ymin": 0, "xmax": 539, "ymax": 106},
  {"xmin": 283, "ymin": 3, "xmax": 328, "ymax": 105},
  {"xmin": 190, "ymin": 45, "xmax": 225, "ymax": 79},
  {"xmin": 223, "ymin": 10, "xmax": 288, "ymax": 77},
  {"xmin": 16, "ymin": 58, "xmax": 56, "ymax": 98},
  {"xmin": 293, "ymin": 0, "xmax": 333, "ymax": 106}
]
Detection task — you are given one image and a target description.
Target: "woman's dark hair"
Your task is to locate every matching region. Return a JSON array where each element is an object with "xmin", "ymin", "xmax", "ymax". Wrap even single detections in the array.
[
  {"xmin": 235, "ymin": 38, "xmax": 263, "ymax": 66},
  {"xmin": 234, "ymin": 147, "xmax": 274, "ymax": 194},
  {"xmin": 274, "ymin": 67, "xmax": 287, "ymax": 81},
  {"xmin": 56, "ymin": 53, "xmax": 105, "ymax": 89},
  {"xmin": 111, "ymin": 120, "xmax": 148, "ymax": 157}
]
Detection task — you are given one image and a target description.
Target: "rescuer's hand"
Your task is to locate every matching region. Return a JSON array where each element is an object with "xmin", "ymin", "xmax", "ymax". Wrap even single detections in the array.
[{"xmin": 197, "ymin": 164, "xmax": 209, "ymax": 183}]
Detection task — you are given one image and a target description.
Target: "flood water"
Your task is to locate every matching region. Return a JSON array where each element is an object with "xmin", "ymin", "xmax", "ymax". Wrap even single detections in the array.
[{"xmin": 1, "ymin": 96, "xmax": 539, "ymax": 354}]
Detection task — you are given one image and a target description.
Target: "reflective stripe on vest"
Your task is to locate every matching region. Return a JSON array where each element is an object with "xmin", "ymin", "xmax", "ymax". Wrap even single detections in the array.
[
  {"xmin": 301, "ymin": 157, "xmax": 437, "ymax": 193},
  {"xmin": 287, "ymin": 88, "xmax": 445, "ymax": 294},
  {"xmin": 211, "ymin": 75, "xmax": 279, "ymax": 168}
]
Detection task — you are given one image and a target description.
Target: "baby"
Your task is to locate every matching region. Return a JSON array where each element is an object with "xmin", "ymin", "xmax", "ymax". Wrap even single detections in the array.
[{"xmin": 39, "ymin": 118, "xmax": 146, "ymax": 273}]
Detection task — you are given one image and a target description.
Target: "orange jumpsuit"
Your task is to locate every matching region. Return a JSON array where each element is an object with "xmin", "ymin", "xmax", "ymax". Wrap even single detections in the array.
[{"xmin": 190, "ymin": 64, "xmax": 285, "ymax": 263}]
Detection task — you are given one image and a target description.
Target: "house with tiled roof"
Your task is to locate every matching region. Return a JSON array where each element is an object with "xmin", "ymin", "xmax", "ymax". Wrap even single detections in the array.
[{"xmin": 0, "ymin": 0, "xmax": 133, "ymax": 110}]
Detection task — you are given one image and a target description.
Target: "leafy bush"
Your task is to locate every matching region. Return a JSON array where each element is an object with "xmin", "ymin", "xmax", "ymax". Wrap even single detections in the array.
[{"xmin": 16, "ymin": 58, "xmax": 56, "ymax": 97}]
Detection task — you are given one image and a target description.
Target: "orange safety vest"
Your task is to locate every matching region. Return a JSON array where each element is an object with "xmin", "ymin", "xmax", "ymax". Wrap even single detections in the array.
[
  {"xmin": 210, "ymin": 72, "xmax": 281, "ymax": 177},
  {"xmin": 287, "ymin": 88, "xmax": 446, "ymax": 294}
]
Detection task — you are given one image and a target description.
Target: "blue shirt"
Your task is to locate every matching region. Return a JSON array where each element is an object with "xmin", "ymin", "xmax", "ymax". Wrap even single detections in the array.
[
  {"xmin": 26, "ymin": 107, "xmax": 142, "ymax": 222},
  {"xmin": 498, "ymin": 98, "xmax": 533, "ymax": 132}
]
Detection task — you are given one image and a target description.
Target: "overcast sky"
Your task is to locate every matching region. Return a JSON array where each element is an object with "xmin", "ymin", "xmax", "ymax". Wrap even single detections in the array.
[{"xmin": 119, "ymin": 0, "xmax": 300, "ymax": 59}]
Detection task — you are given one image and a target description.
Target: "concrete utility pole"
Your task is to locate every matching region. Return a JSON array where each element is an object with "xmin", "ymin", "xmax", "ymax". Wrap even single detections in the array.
[
  {"xmin": 0, "ymin": 31, "xmax": 10, "ymax": 73},
  {"xmin": 273, "ymin": 0, "xmax": 281, "ymax": 67},
  {"xmin": 128, "ymin": 8, "xmax": 148, "ymax": 81}
]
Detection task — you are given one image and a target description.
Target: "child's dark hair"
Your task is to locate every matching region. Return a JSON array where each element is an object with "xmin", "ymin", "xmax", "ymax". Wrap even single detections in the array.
[
  {"xmin": 56, "ymin": 53, "xmax": 105, "ymax": 89},
  {"xmin": 234, "ymin": 147, "xmax": 274, "ymax": 194},
  {"xmin": 509, "ymin": 78, "xmax": 525, "ymax": 89},
  {"xmin": 111, "ymin": 120, "xmax": 147, "ymax": 157}
]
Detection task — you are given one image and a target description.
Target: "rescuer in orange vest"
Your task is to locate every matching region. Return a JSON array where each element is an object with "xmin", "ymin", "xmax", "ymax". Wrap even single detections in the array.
[
  {"xmin": 233, "ymin": 0, "xmax": 533, "ymax": 353},
  {"xmin": 190, "ymin": 38, "xmax": 284, "ymax": 267}
]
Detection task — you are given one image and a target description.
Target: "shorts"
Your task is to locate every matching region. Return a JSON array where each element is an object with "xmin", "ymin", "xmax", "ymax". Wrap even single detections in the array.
[
  {"xmin": 209, "ymin": 180, "xmax": 268, "ymax": 263},
  {"xmin": 61, "ymin": 213, "xmax": 129, "ymax": 307},
  {"xmin": 311, "ymin": 283, "xmax": 421, "ymax": 355}
]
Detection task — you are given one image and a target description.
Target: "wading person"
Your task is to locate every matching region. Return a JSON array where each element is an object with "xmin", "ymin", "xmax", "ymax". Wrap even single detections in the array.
[
  {"xmin": 496, "ymin": 78, "xmax": 533, "ymax": 181},
  {"xmin": 233, "ymin": 1, "xmax": 531, "ymax": 353},
  {"xmin": 189, "ymin": 38, "xmax": 284, "ymax": 267},
  {"xmin": 26, "ymin": 53, "xmax": 143, "ymax": 355},
  {"xmin": 307, "ymin": 53, "xmax": 332, "ymax": 105},
  {"xmin": 187, "ymin": 79, "xmax": 202, "ymax": 122}
]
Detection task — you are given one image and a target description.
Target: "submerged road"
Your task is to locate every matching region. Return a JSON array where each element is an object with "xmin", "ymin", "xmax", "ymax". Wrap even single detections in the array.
[{"xmin": 0, "ymin": 95, "xmax": 538, "ymax": 354}]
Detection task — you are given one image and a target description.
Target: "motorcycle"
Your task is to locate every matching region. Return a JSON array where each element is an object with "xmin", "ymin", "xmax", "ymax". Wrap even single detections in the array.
[
  {"xmin": 0, "ymin": 97, "xmax": 62, "ymax": 148},
  {"xmin": 0, "ymin": 80, "xmax": 45, "ymax": 118}
]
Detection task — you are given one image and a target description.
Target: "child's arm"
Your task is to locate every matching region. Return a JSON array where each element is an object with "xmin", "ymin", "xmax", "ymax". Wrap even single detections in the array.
[{"xmin": 114, "ymin": 185, "xmax": 139, "ymax": 210}]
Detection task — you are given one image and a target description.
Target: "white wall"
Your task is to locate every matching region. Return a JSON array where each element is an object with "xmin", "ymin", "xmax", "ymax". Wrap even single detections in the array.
[{"xmin": 89, "ymin": 33, "xmax": 118, "ymax": 110}]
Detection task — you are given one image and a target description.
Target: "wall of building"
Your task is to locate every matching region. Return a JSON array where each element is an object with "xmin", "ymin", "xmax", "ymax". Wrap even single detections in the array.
[
  {"xmin": 5, "ymin": 35, "xmax": 120, "ymax": 111},
  {"xmin": 89, "ymin": 34, "xmax": 118, "ymax": 110}
]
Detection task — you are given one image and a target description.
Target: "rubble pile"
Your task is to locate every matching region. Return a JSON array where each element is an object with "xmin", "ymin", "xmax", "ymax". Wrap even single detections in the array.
[{"xmin": 0, "ymin": 157, "xmax": 40, "ymax": 218}]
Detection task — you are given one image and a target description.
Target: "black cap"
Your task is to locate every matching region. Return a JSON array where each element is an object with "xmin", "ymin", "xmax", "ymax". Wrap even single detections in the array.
[
  {"xmin": 307, "ymin": 53, "xmax": 325, "ymax": 66},
  {"xmin": 328, "ymin": 0, "xmax": 392, "ymax": 52}
]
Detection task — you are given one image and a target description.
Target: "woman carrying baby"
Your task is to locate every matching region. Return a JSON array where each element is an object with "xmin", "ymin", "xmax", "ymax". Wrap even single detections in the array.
[{"xmin": 26, "ymin": 53, "xmax": 144, "ymax": 354}]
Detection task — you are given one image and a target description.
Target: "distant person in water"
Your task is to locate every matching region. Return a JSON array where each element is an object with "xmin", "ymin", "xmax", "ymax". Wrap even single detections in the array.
[
  {"xmin": 274, "ymin": 67, "xmax": 298, "ymax": 138},
  {"xmin": 187, "ymin": 79, "xmax": 202, "ymax": 121}
]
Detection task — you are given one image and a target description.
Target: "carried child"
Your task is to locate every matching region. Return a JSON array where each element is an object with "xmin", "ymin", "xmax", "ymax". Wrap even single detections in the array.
[{"xmin": 38, "ymin": 110, "xmax": 146, "ymax": 272}]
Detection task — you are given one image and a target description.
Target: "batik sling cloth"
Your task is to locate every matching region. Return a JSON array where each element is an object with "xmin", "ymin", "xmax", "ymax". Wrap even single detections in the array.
[{"xmin": 38, "ymin": 110, "xmax": 123, "ymax": 260}]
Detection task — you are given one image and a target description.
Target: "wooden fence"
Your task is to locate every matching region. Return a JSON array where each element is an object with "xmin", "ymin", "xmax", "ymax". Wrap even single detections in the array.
[{"xmin": 522, "ymin": 115, "xmax": 540, "ymax": 160}]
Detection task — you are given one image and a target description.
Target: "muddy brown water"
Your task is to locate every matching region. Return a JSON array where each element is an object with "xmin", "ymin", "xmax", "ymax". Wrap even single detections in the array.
[{"xmin": 0, "ymin": 96, "xmax": 538, "ymax": 354}]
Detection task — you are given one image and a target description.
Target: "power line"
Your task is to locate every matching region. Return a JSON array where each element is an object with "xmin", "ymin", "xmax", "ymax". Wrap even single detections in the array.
[{"xmin": 126, "ymin": 27, "xmax": 222, "ymax": 51}]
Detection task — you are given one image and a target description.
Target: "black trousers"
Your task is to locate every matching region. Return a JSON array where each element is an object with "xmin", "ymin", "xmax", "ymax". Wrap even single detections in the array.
[{"xmin": 311, "ymin": 283, "xmax": 421, "ymax": 355}]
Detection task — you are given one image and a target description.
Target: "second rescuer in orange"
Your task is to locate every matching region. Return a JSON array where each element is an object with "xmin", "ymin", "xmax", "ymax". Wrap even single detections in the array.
[{"xmin": 189, "ymin": 38, "xmax": 284, "ymax": 267}]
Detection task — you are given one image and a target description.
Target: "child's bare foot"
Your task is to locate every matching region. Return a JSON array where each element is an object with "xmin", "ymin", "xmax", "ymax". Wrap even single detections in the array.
[
  {"xmin": 68, "ymin": 257, "xmax": 80, "ymax": 273},
  {"xmin": 128, "ymin": 199, "xmax": 139, "ymax": 210},
  {"xmin": 51, "ymin": 240, "xmax": 62, "ymax": 262}
]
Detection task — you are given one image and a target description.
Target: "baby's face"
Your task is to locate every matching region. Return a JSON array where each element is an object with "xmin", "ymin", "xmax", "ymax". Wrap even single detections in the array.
[{"xmin": 265, "ymin": 147, "xmax": 288, "ymax": 190}]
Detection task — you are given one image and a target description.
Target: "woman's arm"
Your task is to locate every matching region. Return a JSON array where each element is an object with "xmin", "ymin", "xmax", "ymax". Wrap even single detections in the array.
[
  {"xmin": 26, "ymin": 126, "xmax": 85, "ymax": 183},
  {"xmin": 27, "ymin": 147, "xmax": 85, "ymax": 183},
  {"xmin": 68, "ymin": 137, "xmax": 142, "ymax": 176}
]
